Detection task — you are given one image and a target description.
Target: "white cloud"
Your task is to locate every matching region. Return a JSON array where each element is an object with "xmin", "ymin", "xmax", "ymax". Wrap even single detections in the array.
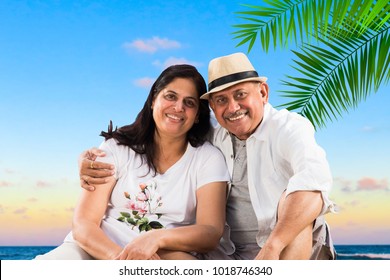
[
  {"xmin": 0, "ymin": 181, "xmax": 12, "ymax": 187},
  {"xmin": 153, "ymin": 57, "xmax": 202, "ymax": 69},
  {"xmin": 133, "ymin": 57, "xmax": 203, "ymax": 88},
  {"xmin": 134, "ymin": 77, "xmax": 155, "ymax": 88},
  {"xmin": 13, "ymin": 207, "xmax": 28, "ymax": 215},
  {"xmin": 36, "ymin": 180, "xmax": 52, "ymax": 188},
  {"xmin": 335, "ymin": 176, "xmax": 389, "ymax": 192},
  {"xmin": 361, "ymin": 125, "xmax": 375, "ymax": 132},
  {"xmin": 3, "ymin": 168, "xmax": 15, "ymax": 174},
  {"xmin": 356, "ymin": 177, "xmax": 389, "ymax": 191},
  {"xmin": 123, "ymin": 36, "xmax": 181, "ymax": 54}
]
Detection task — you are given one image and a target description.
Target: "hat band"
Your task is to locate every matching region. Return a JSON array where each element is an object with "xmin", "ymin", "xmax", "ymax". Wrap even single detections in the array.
[{"xmin": 208, "ymin": 70, "xmax": 259, "ymax": 91}]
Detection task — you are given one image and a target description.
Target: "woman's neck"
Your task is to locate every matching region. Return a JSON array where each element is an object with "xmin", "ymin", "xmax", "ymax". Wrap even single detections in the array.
[{"xmin": 154, "ymin": 134, "xmax": 188, "ymax": 174}]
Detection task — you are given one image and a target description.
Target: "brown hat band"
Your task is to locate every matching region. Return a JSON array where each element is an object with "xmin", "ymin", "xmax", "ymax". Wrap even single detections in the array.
[{"xmin": 208, "ymin": 70, "xmax": 259, "ymax": 91}]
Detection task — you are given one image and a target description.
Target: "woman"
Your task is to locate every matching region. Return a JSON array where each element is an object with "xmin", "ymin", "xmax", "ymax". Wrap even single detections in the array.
[{"xmin": 35, "ymin": 64, "xmax": 229, "ymax": 260}]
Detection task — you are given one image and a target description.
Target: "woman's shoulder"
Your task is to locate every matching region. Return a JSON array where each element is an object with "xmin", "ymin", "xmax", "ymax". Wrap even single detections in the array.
[{"xmin": 100, "ymin": 138, "xmax": 133, "ymax": 157}]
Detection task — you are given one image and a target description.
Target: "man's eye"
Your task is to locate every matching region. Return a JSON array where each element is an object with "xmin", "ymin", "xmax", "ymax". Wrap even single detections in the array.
[
  {"xmin": 236, "ymin": 92, "xmax": 246, "ymax": 98},
  {"xmin": 215, "ymin": 98, "xmax": 226, "ymax": 104}
]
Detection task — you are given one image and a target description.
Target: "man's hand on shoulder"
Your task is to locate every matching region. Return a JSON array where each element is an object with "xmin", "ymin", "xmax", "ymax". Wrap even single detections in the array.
[{"xmin": 78, "ymin": 148, "xmax": 114, "ymax": 191}]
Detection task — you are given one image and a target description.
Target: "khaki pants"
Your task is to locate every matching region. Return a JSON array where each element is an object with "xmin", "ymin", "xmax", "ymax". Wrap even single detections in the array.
[
  {"xmin": 197, "ymin": 217, "xmax": 335, "ymax": 260},
  {"xmin": 34, "ymin": 241, "xmax": 94, "ymax": 260}
]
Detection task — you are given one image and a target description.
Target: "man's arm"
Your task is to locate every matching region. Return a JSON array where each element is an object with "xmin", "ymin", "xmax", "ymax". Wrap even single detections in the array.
[
  {"xmin": 255, "ymin": 190, "xmax": 323, "ymax": 260},
  {"xmin": 255, "ymin": 115, "xmax": 332, "ymax": 260},
  {"xmin": 78, "ymin": 148, "xmax": 115, "ymax": 191}
]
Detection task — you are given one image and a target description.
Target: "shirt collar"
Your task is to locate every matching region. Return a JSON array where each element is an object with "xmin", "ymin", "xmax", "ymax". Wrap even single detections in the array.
[{"xmin": 248, "ymin": 103, "xmax": 272, "ymax": 142}]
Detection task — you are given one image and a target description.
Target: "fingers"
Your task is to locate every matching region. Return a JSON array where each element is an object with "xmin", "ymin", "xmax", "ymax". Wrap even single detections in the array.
[
  {"xmin": 84, "ymin": 163, "xmax": 114, "ymax": 177},
  {"xmin": 88, "ymin": 160, "xmax": 114, "ymax": 171},
  {"xmin": 149, "ymin": 254, "xmax": 161, "ymax": 260},
  {"xmin": 116, "ymin": 246, "xmax": 154, "ymax": 260},
  {"xmin": 84, "ymin": 176, "xmax": 109, "ymax": 185},
  {"xmin": 80, "ymin": 175, "xmax": 110, "ymax": 191},
  {"xmin": 80, "ymin": 159, "xmax": 114, "ymax": 177},
  {"xmin": 80, "ymin": 179, "xmax": 95, "ymax": 191},
  {"xmin": 84, "ymin": 148, "xmax": 106, "ymax": 161},
  {"xmin": 78, "ymin": 148, "xmax": 107, "ymax": 168},
  {"xmin": 86, "ymin": 149, "xmax": 106, "ymax": 161},
  {"xmin": 78, "ymin": 147, "xmax": 114, "ymax": 192}
]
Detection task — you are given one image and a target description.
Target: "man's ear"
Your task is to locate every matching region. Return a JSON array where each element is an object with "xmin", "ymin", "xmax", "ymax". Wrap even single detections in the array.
[
  {"xmin": 260, "ymin": 83, "xmax": 269, "ymax": 102},
  {"xmin": 209, "ymin": 99, "xmax": 215, "ymax": 111}
]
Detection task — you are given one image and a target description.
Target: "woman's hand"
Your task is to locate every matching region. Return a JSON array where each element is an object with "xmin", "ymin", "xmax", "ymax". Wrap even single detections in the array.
[{"xmin": 115, "ymin": 231, "xmax": 162, "ymax": 260}]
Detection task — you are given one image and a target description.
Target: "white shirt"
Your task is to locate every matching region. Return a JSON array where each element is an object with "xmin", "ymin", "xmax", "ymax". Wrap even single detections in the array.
[
  {"xmin": 65, "ymin": 139, "xmax": 230, "ymax": 248},
  {"xmin": 211, "ymin": 103, "xmax": 336, "ymax": 249}
]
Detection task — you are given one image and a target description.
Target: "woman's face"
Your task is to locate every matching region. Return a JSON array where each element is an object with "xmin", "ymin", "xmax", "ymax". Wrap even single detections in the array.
[{"xmin": 152, "ymin": 78, "xmax": 199, "ymax": 140}]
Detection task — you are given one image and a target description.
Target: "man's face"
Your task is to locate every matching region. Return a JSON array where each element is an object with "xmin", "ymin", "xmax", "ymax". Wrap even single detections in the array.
[{"xmin": 209, "ymin": 81, "xmax": 269, "ymax": 140}]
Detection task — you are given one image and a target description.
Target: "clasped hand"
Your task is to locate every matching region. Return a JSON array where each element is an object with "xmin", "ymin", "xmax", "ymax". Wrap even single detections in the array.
[{"xmin": 115, "ymin": 231, "xmax": 161, "ymax": 260}]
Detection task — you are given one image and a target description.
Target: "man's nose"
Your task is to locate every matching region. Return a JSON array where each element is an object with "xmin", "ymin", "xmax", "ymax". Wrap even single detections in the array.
[{"xmin": 227, "ymin": 99, "xmax": 240, "ymax": 112}]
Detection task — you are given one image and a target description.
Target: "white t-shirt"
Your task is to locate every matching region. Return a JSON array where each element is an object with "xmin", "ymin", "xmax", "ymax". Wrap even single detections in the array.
[{"xmin": 77, "ymin": 138, "xmax": 230, "ymax": 247}]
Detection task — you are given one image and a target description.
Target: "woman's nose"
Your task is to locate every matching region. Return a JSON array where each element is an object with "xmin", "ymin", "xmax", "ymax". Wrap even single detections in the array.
[{"xmin": 174, "ymin": 100, "xmax": 184, "ymax": 112}]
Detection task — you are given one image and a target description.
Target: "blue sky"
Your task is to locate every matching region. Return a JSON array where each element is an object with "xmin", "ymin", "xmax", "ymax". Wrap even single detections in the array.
[{"xmin": 0, "ymin": 0, "xmax": 389, "ymax": 246}]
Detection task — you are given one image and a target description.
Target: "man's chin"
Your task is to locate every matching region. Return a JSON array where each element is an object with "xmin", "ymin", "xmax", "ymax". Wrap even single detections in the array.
[{"xmin": 225, "ymin": 127, "xmax": 250, "ymax": 139}]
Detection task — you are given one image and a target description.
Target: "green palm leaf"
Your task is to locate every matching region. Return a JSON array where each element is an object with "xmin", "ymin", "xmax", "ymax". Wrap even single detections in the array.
[
  {"xmin": 233, "ymin": 0, "xmax": 344, "ymax": 52},
  {"xmin": 278, "ymin": 23, "xmax": 390, "ymax": 128},
  {"xmin": 232, "ymin": 0, "xmax": 390, "ymax": 129},
  {"xmin": 233, "ymin": 0, "xmax": 390, "ymax": 52}
]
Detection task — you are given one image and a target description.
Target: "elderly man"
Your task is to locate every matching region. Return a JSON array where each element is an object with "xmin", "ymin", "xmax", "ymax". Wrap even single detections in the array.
[{"xmin": 79, "ymin": 53, "xmax": 336, "ymax": 260}]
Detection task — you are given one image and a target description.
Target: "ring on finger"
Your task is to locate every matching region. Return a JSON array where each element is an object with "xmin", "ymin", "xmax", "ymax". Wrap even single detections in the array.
[{"xmin": 90, "ymin": 161, "xmax": 95, "ymax": 169}]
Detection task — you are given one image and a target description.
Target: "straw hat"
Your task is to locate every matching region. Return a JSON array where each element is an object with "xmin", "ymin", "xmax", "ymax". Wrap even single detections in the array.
[{"xmin": 200, "ymin": 52, "xmax": 267, "ymax": 100}]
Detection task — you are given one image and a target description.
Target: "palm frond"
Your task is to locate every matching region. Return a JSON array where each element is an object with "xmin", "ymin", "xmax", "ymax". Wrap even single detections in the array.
[
  {"xmin": 277, "ymin": 24, "xmax": 390, "ymax": 129},
  {"xmin": 232, "ymin": 0, "xmax": 349, "ymax": 52},
  {"xmin": 330, "ymin": 1, "xmax": 390, "ymax": 39},
  {"xmin": 233, "ymin": 0, "xmax": 389, "ymax": 53}
]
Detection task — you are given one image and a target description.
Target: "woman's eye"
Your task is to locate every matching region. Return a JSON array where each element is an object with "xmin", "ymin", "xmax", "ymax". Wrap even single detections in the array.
[
  {"xmin": 165, "ymin": 94, "xmax": 176, "ymax": 100},
  {"xmin": 184, "ymin": 99, "xmax": 197, "ymax": 108}
]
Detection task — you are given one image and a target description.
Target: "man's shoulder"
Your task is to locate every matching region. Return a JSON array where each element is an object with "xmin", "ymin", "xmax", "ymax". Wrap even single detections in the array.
[
  {"xmin": 210, "ymin": 125, "xmax": 230, "ymax": 146},
  {"xmin": 267, "ymin": 104, "xmax": 312, "ymax": 129}
]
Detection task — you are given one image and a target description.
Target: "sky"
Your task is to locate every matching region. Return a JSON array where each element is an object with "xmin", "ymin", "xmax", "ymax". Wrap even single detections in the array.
[{"xmin": 0, "ymin": 0, "xmax": 389, "ymax": 246}]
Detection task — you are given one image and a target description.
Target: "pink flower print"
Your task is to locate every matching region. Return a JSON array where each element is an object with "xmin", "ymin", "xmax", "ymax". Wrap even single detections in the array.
[
  {"xmin": 139, "ymin": 183, "xmax": 147, "ymax": 191},
  {"xmin": 126, "ymin": 200, "xmax": 146, "ymax": 214},
  {"xmin": 136, "ymin": 191, "xmax": 148, "ymax": 201},
  {"xmin": 126, "ymin": 200, "xmax": 135, "ymax": 210},
  {"xmin": 134, "ymin": 201, "xmax": 148, "ymax": 215},
  {"xmin": 118, "ymin": 180, "xmax": 164, "ymax": 232}
]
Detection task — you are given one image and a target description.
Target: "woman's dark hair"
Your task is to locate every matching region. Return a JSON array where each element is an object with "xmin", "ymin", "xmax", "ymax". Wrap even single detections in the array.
[{"xmin": 101, "ymin": 64, "xmax": 210, "ymax": 175}]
